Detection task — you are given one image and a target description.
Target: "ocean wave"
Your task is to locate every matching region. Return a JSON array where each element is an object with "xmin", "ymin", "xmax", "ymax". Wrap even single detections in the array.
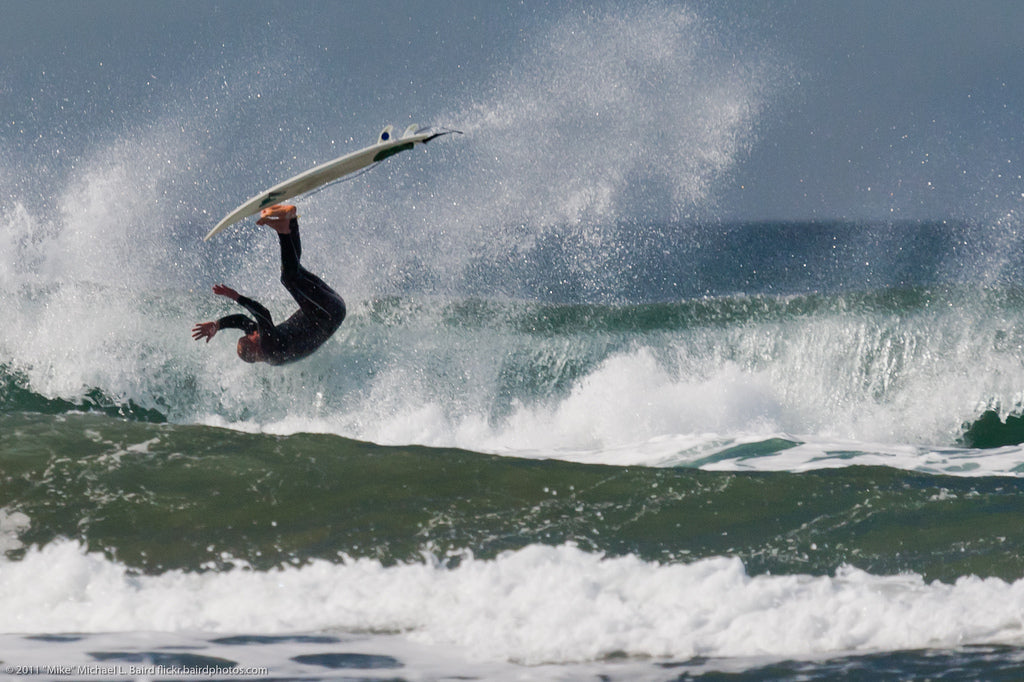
[
  {"xmin": 4, "ymin": 285, "xmax": 1024, "ymax": 462},
  {"xmin": 4, "ymin": 411, "xmax": 1024, "ymax": 581},
  {"xmin": 3, "ymin": 539, "xmax": 1024, "ymax": 665}
]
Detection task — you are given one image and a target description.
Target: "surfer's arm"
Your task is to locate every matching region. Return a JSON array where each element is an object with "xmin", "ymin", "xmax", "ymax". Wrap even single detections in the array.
[
  {"xmin": 192, "ymin": 313, "xmax": 256, "ymax": 341},
  {"xmin": 192, "ymin": 284, "xmax": 259, "ymax": 342},
  {"xmin": 214, "ymin": 314, "xmax": 258, "ymax": 334},
  {"xmin": 211, "ymin": 283, "xmax": 275, "ymax": 330}
]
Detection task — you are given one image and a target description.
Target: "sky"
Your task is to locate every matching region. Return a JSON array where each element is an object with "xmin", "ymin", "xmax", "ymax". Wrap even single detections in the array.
[
  {"xmin": 715, "ymin": 0, "xmax": 1024, "ymax": 221},
  {"xmin": 3, "ymin": 0, "xmax": 1023, "ymax": 223}
]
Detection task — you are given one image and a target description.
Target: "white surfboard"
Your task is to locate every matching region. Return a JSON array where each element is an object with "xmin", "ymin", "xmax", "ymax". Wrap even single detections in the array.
[{"xmin": 204, "ymin": 124, "xmax": 459, "ymax": 241}]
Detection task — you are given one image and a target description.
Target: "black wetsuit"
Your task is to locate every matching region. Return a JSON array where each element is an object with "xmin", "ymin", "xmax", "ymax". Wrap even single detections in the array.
[{"xmin": 217, "ymin": 219, "xmax": 346, "ymax": 365}]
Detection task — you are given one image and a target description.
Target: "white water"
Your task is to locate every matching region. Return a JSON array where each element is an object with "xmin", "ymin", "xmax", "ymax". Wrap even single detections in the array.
[
  {"xmin": 184, "ymin": 304, "xmax": 1024, "ymax": 476},
  {"xmin": 2, "ymin": 540, "xmax": 1023, "ymax": 665}
]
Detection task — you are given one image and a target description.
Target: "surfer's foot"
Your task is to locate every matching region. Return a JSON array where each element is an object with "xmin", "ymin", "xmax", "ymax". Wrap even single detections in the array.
[{"xmin": 257, "ymin": 204, "xmax": 296, "ymax": 234}]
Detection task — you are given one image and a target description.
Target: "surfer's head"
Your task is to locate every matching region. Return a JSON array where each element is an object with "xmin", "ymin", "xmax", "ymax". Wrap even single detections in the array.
[{"xmin": 237, "ymin": 332, "xmax": 264, "ymax": 363}]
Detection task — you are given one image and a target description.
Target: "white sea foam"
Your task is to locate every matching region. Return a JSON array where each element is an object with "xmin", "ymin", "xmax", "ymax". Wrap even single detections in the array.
[
  {"xmin": 0, "ymin": 510, "xmax": 30, "ymax": 553},
  {"xmin": 196, "ymin": 338, "xmax": 1024, "ymax": 476},
  {"xmin": 1, "ymin": 540, "xmax": 1023, "ymax": 665}
]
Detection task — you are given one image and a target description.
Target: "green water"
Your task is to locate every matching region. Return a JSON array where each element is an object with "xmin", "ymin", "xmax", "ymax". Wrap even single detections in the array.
[{"xmin": 4, "ymin": 411, "xmax": 1023, "ymax": 583}]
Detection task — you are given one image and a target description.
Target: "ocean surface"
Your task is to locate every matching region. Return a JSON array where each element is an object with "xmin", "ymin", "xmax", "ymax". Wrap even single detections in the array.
[{"xmin": 5, "ymin": 2, "xmax": 1024, "ymax": 680}]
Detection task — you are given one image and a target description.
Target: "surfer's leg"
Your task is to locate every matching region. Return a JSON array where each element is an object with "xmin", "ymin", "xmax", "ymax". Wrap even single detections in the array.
[
  {"xmin": 283, "ymin": 268, "xmax": 346, "ymax": 328},
  {"xmin": 277, "ymin": 218, "xmax": 302, "ymax": 280},
  {"xmin": 278, "ymin": 223, "xmax": 346, "ymax": 327}
]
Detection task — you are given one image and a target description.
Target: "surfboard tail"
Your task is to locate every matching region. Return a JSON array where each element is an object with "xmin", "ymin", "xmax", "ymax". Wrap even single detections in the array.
[{"xmin": 421, "ymin": 126, "xmax": 463, "ymax": 141}]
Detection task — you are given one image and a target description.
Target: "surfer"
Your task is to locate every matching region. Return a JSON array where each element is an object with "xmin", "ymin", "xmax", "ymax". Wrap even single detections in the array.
[{"xmin": 191, "ymin": 204, "xmax": 346, "ymax": 365}]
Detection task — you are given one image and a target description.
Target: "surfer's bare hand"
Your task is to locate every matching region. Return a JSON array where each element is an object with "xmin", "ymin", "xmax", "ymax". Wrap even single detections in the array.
[
  {"xmin": 212, "ymin": 284, "xmax": 240, "ymax": 301},
  {"xmin": 191, "ymin": 322, "xmax": 219, "ymax": 343}
]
